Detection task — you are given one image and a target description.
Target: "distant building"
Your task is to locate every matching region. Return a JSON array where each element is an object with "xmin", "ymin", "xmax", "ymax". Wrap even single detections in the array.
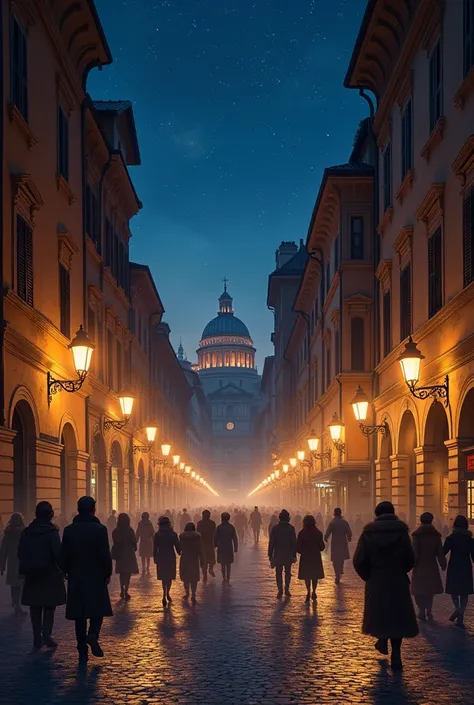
[{"xmin": 196, "ymin": 284, "xmax": 262, "ymax": 496}]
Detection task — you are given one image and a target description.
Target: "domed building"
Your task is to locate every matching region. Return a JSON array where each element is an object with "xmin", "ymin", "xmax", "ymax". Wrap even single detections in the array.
[{"xmin": 197, "ymin": 283, "xmax": 261, "ymax": 496}]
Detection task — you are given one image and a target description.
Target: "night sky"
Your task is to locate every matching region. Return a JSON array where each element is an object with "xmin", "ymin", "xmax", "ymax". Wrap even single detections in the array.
[{"xmin": 89, "ymin": 0, "xmax": 367, "ymax": 369}]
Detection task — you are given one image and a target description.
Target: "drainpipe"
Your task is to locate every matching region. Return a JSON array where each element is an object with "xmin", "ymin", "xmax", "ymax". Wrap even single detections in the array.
[{"xmin": 0, "ymin": 0, "xmax": 5, "ymax": 427}]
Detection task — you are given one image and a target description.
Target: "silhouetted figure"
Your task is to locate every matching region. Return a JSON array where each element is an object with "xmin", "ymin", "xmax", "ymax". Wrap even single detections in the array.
[
  {"xmin": 179, "ymin": 522, "xmax": 205, "ymax": 602},
  {"xmin": 353, "ymin": 513, "xmax": 364, "ymax": 538},
  {"xmin": 60, "ymin": 497, "xmax": 112, "ymax": 661},
  {"xmin": 268, "ymin": 509, "xmax": 297, "ymax": 598},
  {"xmin": 324, "ymin": 508, "xmax": 352, "ymax": 584},
  {"xmin": 106, "ymin": 510, "xmax": 117, "ymax": 534},
  {"xmin": 353, "ymin": 501, "xmax": 418, "ymax": 671},
  {"xmin": 180, "ymin": 508, "xmax": 192, "ymax": 533},
  {"xmin": 154, "ymin": 515, "xmax": 181, "ymax": 606},
  {"xmin": 443, "ymin": 514, "xmax": 474, "ymax": 628},
  {"xmin": 214, "ymin": 512, "xmax": 238, "ymax": 583},
  {"xmin": 268, "ymin": 513, "xmax": 278, "ymax": 536},
  {"xmin": 18, "ymin": 501, "xmax": 66, "ymax": 650},
  {"xmin": 296, "ymin": 514, "xmax": 325, "ymax": 602},
  {"xmin": 249, "ymin": 506, "xmax": 263, "ymax": 543},
  {"xmin": 293, "ymin": 514, "xmax": 303, "ymax": 535},
  {"xmin": 411, "ymin": 512, "xmax": 446, "ymax": 621},
  {"xmin": 136, "ymin": 512, "xmax": 154, "ymax": 575},
  {"xmin": 0, "ymin": 512, "xmax": 25, "ymax": 616},
  {"xmin": 197, "ymin": 510, "xmax": 216, "ymax": 581},
  {"xmin": 112, "ymin": 513, "xmax": 139, "ymax": 600},
  {"xmin": 234, "ymin": 511, "xmax": 247, "ymax": 544},
  {"xmin": 315, "ymin": 512, "xmax": 324, "ymax": 532}
]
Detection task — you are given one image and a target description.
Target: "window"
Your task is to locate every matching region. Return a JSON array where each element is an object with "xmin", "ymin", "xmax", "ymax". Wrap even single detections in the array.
[
  {"xmin": 107, "ymin": 330, "xmax": 114, "ymax": 388},
  {"xmin": 57, "ymin": 106, "xmax": 69, "ymax": 181},
  {"xmin": 383, "ymin": 291, "xmax": 391, "ymax": 357},
  {"xmin": 428, "ymin": 227, "xmax": 443, "ymax": 317},
  {"xmin": 86, "ymin": 185, "xmax": 100, "ymax": 251},
  {"xmin": 383, "ymin": 143, "xmax": 392, "ymax": 212},
  {"xmin": 59, "ymin": 264, "xmax": 70, "ymax": 337},
  {"xmin": 463, "ymin": 187, "xmax": 474, "ymax": 286},
  {"xmin": 351, "ymin": 317, "xmax": 365, "ymax": 370},
  {"xmin": 16, "ymin": 214, "xmax": 33, "ymax": 306},
  {"xmin": 401, "ymin": 99, "xmax": 413, "ymax": 179},
  {"xmin": 464, "ymin": 0, "xmax": 474, "ymax": 78},
  {"xmin": 11, "ymin": 17, "xmax": 28, "ymax": 121},
  {"xmin": 350, "ymin": 217, "xmax": 364, "ymax": 259},
  {"xmin": 429, "ymin": 40, "xmax": 442, "ymax": 132},
  {"xmin": 116, "ymin": 341, "xmax": 123, "ymax": 392},
  {"xmin": 400, "ymin": 265, "xmax": 412, "ymax": 340}
]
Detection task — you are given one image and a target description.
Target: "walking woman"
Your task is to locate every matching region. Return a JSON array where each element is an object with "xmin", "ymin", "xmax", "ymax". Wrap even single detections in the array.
[
  {"xmin": 214, "ymin": 512, "xmax": 238, "ymax": 583},
  {"xmin": 154, "ymin": 515, "xmax": 181, "ymax": 606},
  {"xmin": 179, "ymin": 522, "xmax": 205, "ymax": 602},
  {"xmin": 296, "ymin": 515, "xmax": 325, "ymax": 602},
  {"xmin": 0, "ymin": 513, "xmax": 25, "ymax": 616},
  {"xmin": 136, "ymin": 512, "xmax": 155, "ymax": 575},
  {"xmin": 411, "ymin": 512, "xmax": 446, "ymax": 621},
  {"xmin": 112, "ymin": 513, "xmax": 139, "ymax": 601},
  {"xmin": 443, "ymin": 514, "xmax": 474, "ymax": 628}
]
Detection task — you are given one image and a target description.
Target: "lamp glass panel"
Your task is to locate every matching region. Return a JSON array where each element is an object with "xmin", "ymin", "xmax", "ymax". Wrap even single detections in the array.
[
  {"xmin": 119, "ymin": 395, "xmax": 135, "ymax": 417},
  {"xmin": 146, "ymin": 426, "xmax": 157, "ymax": 443},
  {"xmin": 161, "ymin": 443, "xmax": 171, "ymax": 456},
  {"xmin": 352, "ymin": 400, "xmax": 369, "ymax": 422},
  {"xmin": 308, "ymin": 437, "xmax": 319, "ymax": 452},
  {"xmin": 400, "ymin": 356, "xmax": 421, "ymax": 385}
]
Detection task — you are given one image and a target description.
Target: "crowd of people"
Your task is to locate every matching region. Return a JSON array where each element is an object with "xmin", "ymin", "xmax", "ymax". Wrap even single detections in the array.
[{"xmin": 0, "ymin": 497, "xmax": 473, "ymax": 670}]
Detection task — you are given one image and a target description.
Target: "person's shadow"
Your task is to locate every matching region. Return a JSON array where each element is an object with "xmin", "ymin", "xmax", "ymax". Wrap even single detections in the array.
[{"xmin": 368, "ymin": 659, "xmax": 419, "ymax": 705}]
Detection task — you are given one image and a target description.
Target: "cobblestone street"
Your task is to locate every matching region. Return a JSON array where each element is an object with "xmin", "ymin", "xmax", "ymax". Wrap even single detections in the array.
[{"xmin": 1, "ymin": 539, "xmax": 473, "ymax": 705}]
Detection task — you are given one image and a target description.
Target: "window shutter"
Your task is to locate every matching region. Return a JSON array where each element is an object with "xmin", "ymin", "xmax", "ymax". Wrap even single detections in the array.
[
  {"xmin": 17, "ymin": 215, "xmax": 33, "ymax": 306},
  {"xmin": 428, "ymin": 228, "xmax": 442, "ymax": 317},
  {"xmin": 25, "ymin": 220, "xmax": 33, "ymax": 306},
  {"xmin": 59, "ymin": 264, "xmax": 70, "ymax": 337},
  {"xmin": 463, "ymin": 190, "xmax": 473, "ymax": 287}
]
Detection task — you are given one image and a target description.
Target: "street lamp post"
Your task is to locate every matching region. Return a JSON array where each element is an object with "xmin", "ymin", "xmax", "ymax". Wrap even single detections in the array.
[
  {"xmin": 104, "ymin": 387, "xmax": 136, "ymax": 432},
  {"xmin": 398, "ymin": 336, "xmax": 449, "ymax": 407},
  {"xmin": 307, "ymin": 433, "xmax": 332, "ymax": 463},
  {"xmin": 350, "ymin": 386, "xmax": 388, "ymax": 437},
  {"xmin": 328, "ymin": 413, "xmax": 346, "ymax": 453},
  {"xmin": 47, "ymin": 325, "xmax": 94, "ymax": 406},
  {"xmin": 132, "ymin": 424, "xmax": 158, "ymax": 454}
]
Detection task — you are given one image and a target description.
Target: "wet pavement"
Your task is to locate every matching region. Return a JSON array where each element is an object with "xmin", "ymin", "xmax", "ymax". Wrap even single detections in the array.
[{"xmin": 0, "ymin": 537, "xmax": 473, "ymax": 704}]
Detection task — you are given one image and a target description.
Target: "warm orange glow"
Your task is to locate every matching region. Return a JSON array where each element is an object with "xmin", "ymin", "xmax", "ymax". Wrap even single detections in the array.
[
  {"xmin": 297, "ymin": 450, "xmax": 305, "ymax": 461},
  {"xmin": 308, "ymin": 436, "xmax": 319, "ymax": 452},
  {"xmin": 328, "ymin": 413, "xmax": 344, "ymax": 441},
  {"xmin": 283, "ymin": 464, "xmax": 289, "ymax": 473},
  {"xmin": 146, "ymin": 426, "xmax": 158, "ymax": 443},
  {"xmin": 119, "ymin": 388, "xmax": 136, "ymax": 418},
  {"xmin": 161, "ymin": 443, "xmax": 171, "ymax": 457},
  {"xmin": 351, "ymin": 385, "xmax": 369, "ymax": 422},
  {"xmin": 289, "ymin": 458, "xmax": 297, "ymax": 468},
  {"xmin": 185, "ymin": 466, "xmax": 191, "ymax": 474},
  {"xmin": 69, "ymin": 325, "xmax": 95, "ymax": 377},
  {"xmin": 173, "ymin": 454, "xmax": 180, "ymax": 466}
]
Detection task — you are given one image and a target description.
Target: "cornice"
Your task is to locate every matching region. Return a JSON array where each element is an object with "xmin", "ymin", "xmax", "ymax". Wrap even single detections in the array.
[
  {"xmin": 452, "ymin": 135, "xmax": 474, "ymax": 186},
  {"xmin": 416, "ymin": 182, "xmax": 445, "ymax": 233},
  {"xmin": 375, "ymin": 259, "xmax": 392, "ymax": 293}
]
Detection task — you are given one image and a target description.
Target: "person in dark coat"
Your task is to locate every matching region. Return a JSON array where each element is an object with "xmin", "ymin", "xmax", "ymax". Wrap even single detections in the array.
[
  {"xmin": 154, "ymin": 515, "xmax": 181, "ymax": 606},
  {"xmin": 60, "ymin": 496, "xmax": 113, "ymax": 661},
  {"xmin": 214, "ymin": 512, "xmax": 238, "ymax": 583},
  {"xmin": 324, "ymin": 508, "xmax": 352, "ymax": 584},
  {"xmin": 197, "ymin": 510, "xmax": 216, "ymax": 581},
  {"xmin": 411, "ymin": 512, "xmax": 446, "ymax": 621},
  {"xmin": 136, "ymin": 512, "xmax": 155, "ymax": 575},
  {"xmin": 112, "ymin": 513, "xmax": 139, "ymax": 601},
  {"xmin": 0, "ymin": 512, "xmax": 25, "ymax": 616},
  {"xmin": 180, "ymin": 508, "xmax": 192, "ymax": 533},
  {"xmin": 249, "ymin": 506, "xmax": 263, "ymax": 543},
  {"xmin": 179, "ymin": 522, "xmax": 205, "ymax": 602},
  {"xmin": 268, "ymin": 509, "xmax": 297, "ymax": 598},
  {"xmin": 443, "ymin": 514, "xmax": 474, "ymax": 628},
  {"xmin": 296, "ymin": 514, "xmax": 325, "ymax": 601},
  {"xmin": 18, "ymin": 501, "xmax": 66, "ymax": 649},
  {"xmin": 353, "ymin": 501, "xmax": 418, "ymax": 671}
]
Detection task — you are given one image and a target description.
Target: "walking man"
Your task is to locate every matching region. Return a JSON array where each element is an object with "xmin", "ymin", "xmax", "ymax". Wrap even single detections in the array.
[
  {"xmin": 60, "ymin": 496, "xmax": 113, "ymax": 662},
  {"xmin": 324, "ymin": 508, "xmax": 352, "ymax": 584},
  {"xmin": 249, "ymin": 506, "xmax": 263, "ymax": 544},
  {"xmin": 197, "ymin": 510, "xmax": 216, "ymax": 581},
  {"xmin": 268, "ymin": 509, "xmax": 297, "ymax": 598}
]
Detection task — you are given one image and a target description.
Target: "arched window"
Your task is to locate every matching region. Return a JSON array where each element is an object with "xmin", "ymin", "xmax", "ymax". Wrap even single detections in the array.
[{"xmin": 351, "ymin": 317, "xmax": 365, "ymax": 370}]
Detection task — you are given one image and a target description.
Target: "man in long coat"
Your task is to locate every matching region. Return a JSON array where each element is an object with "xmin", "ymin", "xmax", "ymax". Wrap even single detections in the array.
[
  {"xmin": 249, "ymin": 506, "xmax": 263, "ymax": 544},
  {"xmin": 411, "ymin": 511, "xmax": 446, "ymax": 620},
  {"xmin": 60, "ymin": 496, "xmax": 113, "ymax": 661},
  {"xmin": 324, "ymin": 508, "xmax": 352, "ymax": 584},
  {"xmin": 268, "ymin": 509, "xmax": 297, "ymax": 598},
  {"xmin": 353, "ymin": 501, "xmax": 418, "ymax": 671},
  {"xmin": 197, "ymin": 510, "xmax": 216, "ymax": 580}
]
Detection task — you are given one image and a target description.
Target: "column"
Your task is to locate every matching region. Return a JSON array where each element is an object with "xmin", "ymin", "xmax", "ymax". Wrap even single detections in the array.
[
  {"xmin": 389, "ymin": 454, "xmax": 410, "ymax": 516},
  {"xmin": 445, "ymin": 438, "xmax": 471, "ymax": 523},
  {"xmin": 0, "ymin": 428, "xmax": 16, "ymax": 518},
  {"xmin": 123, "ymin": 469, "xmax": 130, "ymax": 512},
  {"xmin": 34, "ymin": 438, "xmax": 63, "ymax": 516},
  {"xmin": 67, "ymin": 450, "xmax": 89, "ymax": 509},
  {"xmin": 375, "ymin": 457, "xmax": 391, "ymax": 503},
  {"xmin": 414, "ymin": 445, "xmax": 438, "ymax": 515}
]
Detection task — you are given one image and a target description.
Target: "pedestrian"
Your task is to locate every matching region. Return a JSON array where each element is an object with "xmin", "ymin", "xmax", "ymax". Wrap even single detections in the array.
[
  {"xmin": 315, "ymin": 512, "xmax": 324, "ymax": 532},
  {"xmin": 443, "ymin": 514, "xmax": 474, "ymax": 628},
  {"xmin": 106, "ymin": 509, "xmax": 117, "ymax": 535},
  {"xmin": 249, "ymin": 506, "xmax": 263, "ymax": 544},
  {"xmin": 324, "ymin": 508, "xmax": 352, "ymax": 584},
  {"xmin": 154, "ymin": 515, "xmax": 181, "ymax": 606},
  {"xmin": 293, "ymin": 513, "xmax": 303, "ymax": 535},
  {"xmin": 353, "ymin": 513, "xmax": 364, "ymax": 538},
  {"xmin": 180, "ymin": 508, "xmax": 191, "ymax": 533},
  {"xmin": 268, "ymin": 513, "xmax": 278, "ymax": 535},
  {"xmin": 18, "ymin": 501, "xmax": 66, "ymax": 650},
  {"xmin": 268, "ymin": 509, "xmax": 297, "ymax": 599},
  {"xmin": 60, "ymin": 496, "xmax": 113, "ymax": 661},
  {"xmin": 214, "ymin": 512, "xmax": 238, "ymax": 583},
  {"xmin": 112, "ymin": 513, "xmax": 139, "ymax": 601},
  {"xmin": 179, "ymin": 522, "xmax": 205, "ymax": 603},
  {"xmin": 0, "ymin": 512, "xmax": 26, "ymax": 616},
  {"xmin": 353, "ymin": 501, "xmax": 418, "ymax": 671},
  {"xmin": 411, "ymin": 512, "xmax": 446, "ymax": 621},
  {"xmin": 197, "ymin": 510, "xmax": 216, "ymax": 581},
  {"xmin": 296, "ymin": 514, "xmax": 325, "ymax": 602},
  {"xmin": 136, "ymin": 511, "xmax": 155, "ymax": 575}
]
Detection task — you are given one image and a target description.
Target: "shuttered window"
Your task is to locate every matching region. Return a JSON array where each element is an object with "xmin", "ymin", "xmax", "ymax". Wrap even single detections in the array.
[
  {"xmin": 463, "ymin": 189, "xmax": 474, "ymax": 287},
  {"xmin": 401, "ymin": 99, "xmax": 413, "ymax": 179},
  {"xmin": 11, "ymin": 17, "xmax": 28, "ymax": 121},
  {"xmin": 351, "ymin": 217, "xmax": 364, "ymax": 259},
  {"xmin": 17, "ymin": 214, "xmax": 33, "ymax": 306},
  {"xmin": 383, "ymin": 291, "xmax": 391, "ymax": 357},
  {"xmin": 464, "ymin": 0, "xmax": 474, "ymax": 78},
  {"xmin": 428, "ymin": 227, "xmax": 443, "ymax": 318},
  {"xmin": 59, "ymin": 264, "xmax": 70, "ymax": 337},
  {"xmin": 400, "ymin": 264, "xmax": 412, "ymax": 340},
  {"xmin": 429, "ymin": 41, "xmax": 442, "ymax": 132},
  {"xmin": 351, "ymin": 317, "xmax": 365, "ymax": 370},
  {"xmin": 57, "ymin": 106, "xmax": 69, "ymax": 181}
]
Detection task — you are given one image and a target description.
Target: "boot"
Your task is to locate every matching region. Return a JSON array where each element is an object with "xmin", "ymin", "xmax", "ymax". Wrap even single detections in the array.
[
  {"xmin": 374, "ymin": 639, "xmax": 388, "ymax": 655},
  {"xmin": 86, "ymin": 633, "xmax": 104, "ymax": 658},
  {"xmin": 305, "ymin": 592, "xmax": 310, "ymax": 603}
]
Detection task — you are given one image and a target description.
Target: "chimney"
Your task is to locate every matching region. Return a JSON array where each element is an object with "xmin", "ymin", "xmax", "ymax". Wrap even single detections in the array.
[{"xmin": 275, "ymin": 241, "xmax": 298, "ymax": 268}]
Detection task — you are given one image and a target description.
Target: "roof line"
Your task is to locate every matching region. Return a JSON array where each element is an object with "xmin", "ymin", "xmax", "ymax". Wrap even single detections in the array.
[{"xmin": 343, "ymin": 0, "xmax": 377, "ymax": 88}]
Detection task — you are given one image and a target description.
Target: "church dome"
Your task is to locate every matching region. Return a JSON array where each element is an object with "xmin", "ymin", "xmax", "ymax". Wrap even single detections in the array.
[{"xmin": 201, "ymin": 314, "xmax": 250, "ymax": 340}]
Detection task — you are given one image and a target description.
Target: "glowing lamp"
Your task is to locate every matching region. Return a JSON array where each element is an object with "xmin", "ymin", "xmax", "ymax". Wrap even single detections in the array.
[
  {"xmin": 297, "ymin": 450, "xmax": 305, "ymax": 461},
  {"xmin": 329, "ymin": 413, "xmax": 344, "ymax": 442},
  {"xmin": 185, "ymin": 466, "xmax": 191, "ymax": 474},
  {"xmin": 191, "ymin": 471, "xmax": 196, "ymax": 478},
  {"xmin": 161, "ymin": 443, "xmax": 171, "ymax": 457},
  {"xmin": 118, "ymin": 388, "xmax": 136, "ymax": 418},
  {"xmin": 398, "ymin": 336, "xmax": 424, "ymax": 387},
  {"xmin": 180, "ymin": 462, "xmax": 185, "ymax": 470},
  {"xmin": 308, "ymin": 436, "xmax": 319, "ymax": 452},
  {"xmin": 146, "ymin": 426, "xmax": 158, "ymax": 443},
  {"xmin": 283, "ymin": 464, "xmax": 289, "ymax": 473},
  {"xmin": 289, "ymin": 458, "xmax": 297, "ymax": 468},
  {"xmin": 350, "ymin": 385, "xmax": 369, "ymax": 422},
  {"xmin": 69, "ymin": 325, "xmax": 94, "ymax": 377},
  {"xmin": 275, "ymin": 469, "xmax": 280, "ymax": 478}
]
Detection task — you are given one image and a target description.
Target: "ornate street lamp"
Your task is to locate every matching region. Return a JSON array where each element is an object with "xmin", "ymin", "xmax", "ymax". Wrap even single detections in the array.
[
  {"xmin": 297, "ymin": 450, "xmax": 312, "ymax": 469},
  {"xmin": 282, "ymin": 464, "xmax": 289, "ymax": 473},
  {"xmin": 289, "ymin": 458, "xmax": 297, "ymax": 469},
  {"xmin": 328, "ymin": 413, "xmax": 346, "ymax": 453},
  {"xmin": 133, "ymin": 424, "xmax": 158, "ymax": 454},
  {"xmin": 307, "ymin": 431, "xmax": 332, "ymax": 462},
  {"xmin": 350, "ymin": 386, "xmax": 388, "ymax": 437},
  {"xmin": 398, "ymin": 336, "xmax": 449, "ymax": 406},
  {"xmin": 173, "ymin": 454, "xmax": 180, "ymax": 467},
  {"xmin": 47, "ymin": 325, "xmax": 94, "ymax": 406},
  {"xmin": 104, "ymin": 387, "xmax": 136, "ymax": 432}
]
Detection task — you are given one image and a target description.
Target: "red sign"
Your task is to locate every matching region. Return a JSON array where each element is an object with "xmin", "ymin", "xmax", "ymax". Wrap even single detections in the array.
[{"xmin": 467, "ymin": 455, "xmax": 474, "ymax": 472}]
